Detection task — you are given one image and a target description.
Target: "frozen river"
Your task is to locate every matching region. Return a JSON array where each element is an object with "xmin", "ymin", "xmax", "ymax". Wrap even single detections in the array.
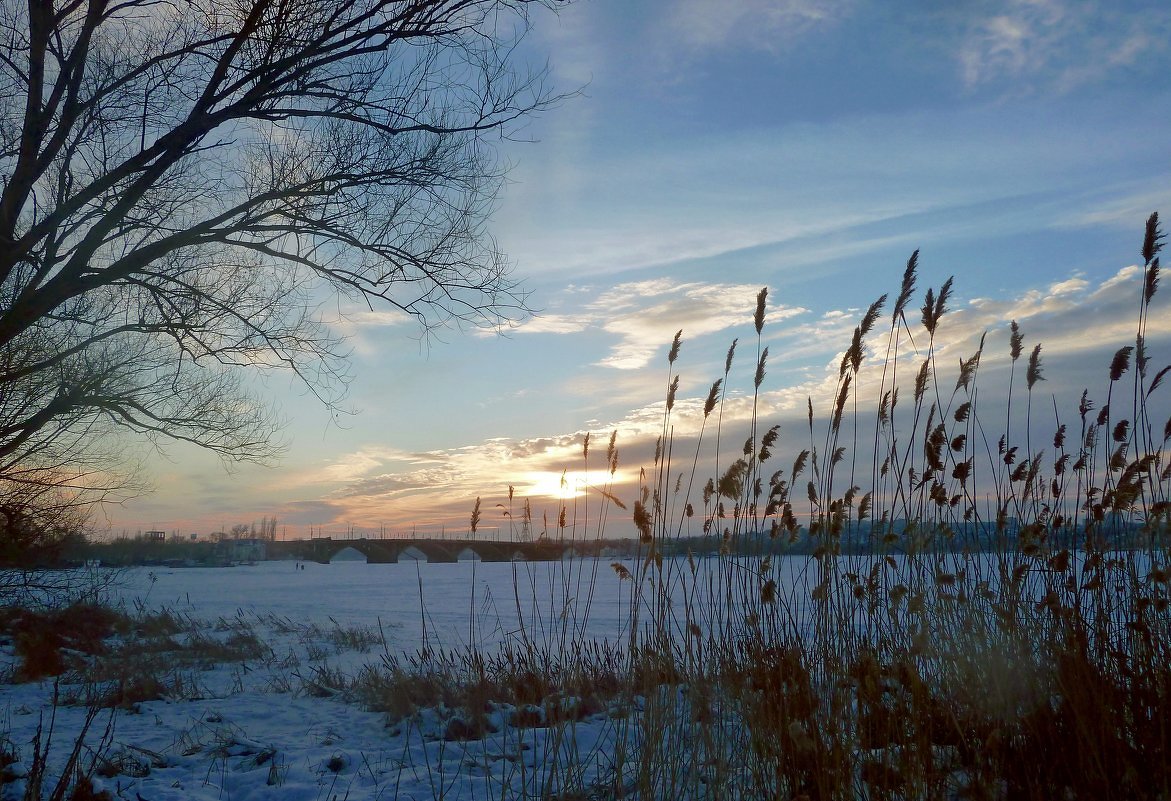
[
  {"xmin": 110, "ymin": 557, "xmax": 642, "ymax": 656},
  {"xmin": 99, "ymin": 547, "xmax": 1078, "ymax": 658}
]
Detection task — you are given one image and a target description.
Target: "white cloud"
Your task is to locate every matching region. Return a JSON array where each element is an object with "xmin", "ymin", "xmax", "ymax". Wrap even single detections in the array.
[
  {"xmin": 506, "ymin": 313, "xmax": 593, "ymax": 335},
  {"xmin": 328, "ymin": 467, "xmax": 459, "ymax": 500},
  {"xmin": 958, "ymin": 0, "xmax": 1170, "ymax": 92},
  {"xmin": 342, "ymin": 310, "xmax": 411, "ymax": 327},
  {"xmin": 1093, "ymin": 265, "xmax": 1141, "ymax": 295},
  {"xmin": 138, "ymin": 262, "xmax": 1171, "ymax": 536},
  {"xmin": 666, "ymin": 0, "xmax": 855, "ymax": 52},
  {"xmin": 509, "ymin": 278, "xmax": 806, "ymax": 370},
  {"xmin": 590, "ymin": 280, "xmax": 803, "ymax": 370},
  {"xmin": 1064, "ymin": 187, "xmax": 1171, "ymax": 230},
  {"xmin": 499, "ymin": 99, "xmax": 1171, "ymax": 289},
  {"xmin": 323, "ymin": 306, "xmax": 414, "ymax": 357},
  {"xmin": 960, "ymin": 13, "xmax": 1031, "ymax": 86},
  {"xmin": 315, "ymin": 446, "xmax": 425, "ymax": 484},
  {"xmin": 598, "ymin": 262, "xmax": 1171, "ymax": 455},
  {"xmin": 1047, "ymin": 277, "xmax": 1088, "ymax": 296}
]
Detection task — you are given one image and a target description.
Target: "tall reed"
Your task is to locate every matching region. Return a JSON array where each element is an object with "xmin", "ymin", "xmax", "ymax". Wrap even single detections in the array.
[
  {"xmin": 605, "ymin": 212, "xmax": 1170, "ymax": 800},
  {"xmin": 329, "ymin": 213, "xmax": 1169, "ymax": 800}
]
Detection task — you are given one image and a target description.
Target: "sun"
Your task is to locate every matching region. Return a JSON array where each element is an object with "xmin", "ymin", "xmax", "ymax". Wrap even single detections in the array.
[{"xmin": 520, "ymin": 470, "xmax": 627, "ymax": 501}]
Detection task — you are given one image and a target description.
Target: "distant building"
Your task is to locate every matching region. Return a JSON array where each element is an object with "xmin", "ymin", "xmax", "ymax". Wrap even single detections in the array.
[{"xmin": 144, "ymin": 530, "xmax": 166, "ymax": 542}]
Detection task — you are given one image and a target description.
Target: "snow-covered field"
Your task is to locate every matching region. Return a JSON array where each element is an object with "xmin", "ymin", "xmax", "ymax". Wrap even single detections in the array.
[
  {"xmin": 114, "ymin": 557, "xmax": 640, "ymax": 656},
  {"xmin": 0, "ymin": 552, "xmax": 1069, "ymax": 799},
  {"xmin": 0, "ymin": 559, "xmax": 652, "ymax": 801}
]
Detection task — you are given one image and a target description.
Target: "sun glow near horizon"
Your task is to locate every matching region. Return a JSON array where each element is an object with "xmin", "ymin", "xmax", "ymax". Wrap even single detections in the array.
[
  {"xmin": 98, "ymin": 0, "xmax": 1171, "ymax": 538},
  {"xmin": 519, "ymin": 469, "xmax": 636, "ymax": 503}
]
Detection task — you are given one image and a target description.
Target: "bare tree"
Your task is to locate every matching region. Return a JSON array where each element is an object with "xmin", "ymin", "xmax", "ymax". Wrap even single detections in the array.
[
  {"xmin": 0, "ymin": 480, "xmax": 91, "ymax": 561},
  {"xmin": 0, "ymin": 0, "xmax": 565, "ymax": 547}
]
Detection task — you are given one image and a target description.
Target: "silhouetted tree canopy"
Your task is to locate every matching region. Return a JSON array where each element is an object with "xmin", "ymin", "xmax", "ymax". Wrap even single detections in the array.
[{"xmin": 0, "ymin": 0, "xmax": 565, "ymax": 550}]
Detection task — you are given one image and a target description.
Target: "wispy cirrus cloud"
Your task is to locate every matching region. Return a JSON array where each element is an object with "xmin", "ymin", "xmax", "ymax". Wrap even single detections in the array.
[
  {"xmin": 511, "ymin": 279, "xmax": 806, "ymax": 370},
  {"xmin": 312, "ymin": 446, "xmax": 429, "ymax": 484},
  {"xmin": 664, "ymin": 0, "xmax": 855, "ymax": 53},
  {"xmin": 329, "ymin": 468, "xmax": 462, "ymax": 500},
  {"xmin": 274, "ymin": 500, "xmax": 347, "ymax": 526},
  {"xmin": 504, "ymin": 313, "xmax": 594, "ymax": 335},
  {"xmin": 958, "ymin": 0, "xmax": 1170, "ymax": 92},
  {"xmin": 601, "ymin": 264, "xmax": 1171, "ymax": 471},
  {"xmin": 138, "ymin": 262, "xmax": 1168, "ymax": 539},
  {"xmin": 591, "ymin": 280, "xmax": 786, "ymax": 369}
]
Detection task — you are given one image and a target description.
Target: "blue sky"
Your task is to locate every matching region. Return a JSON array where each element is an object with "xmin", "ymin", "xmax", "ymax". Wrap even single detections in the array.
[{"xmin": 106, "ymin": 0, "xmax": 1171, "ymax": 539}]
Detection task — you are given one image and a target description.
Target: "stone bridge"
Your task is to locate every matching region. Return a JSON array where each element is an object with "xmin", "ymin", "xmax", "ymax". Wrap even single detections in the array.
[{"xmin": 268, "ymin": 537, "xmax": 605, "ymax": 564}]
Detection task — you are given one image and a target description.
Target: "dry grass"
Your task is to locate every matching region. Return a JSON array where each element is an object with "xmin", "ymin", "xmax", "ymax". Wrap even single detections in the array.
[
  {"xmin": 350, "ymin": 638, "xmax": 626, "ymax": 736},
  {"xmin": 295, "ymin": 212, "xmax": 1170, "ymax": 801},
  {"xmin": 584, "ymin": 212, "xmax": 1171, "ymax": 801},
  {"xmin": 0, "ymin": 604, "xmax": 270, "ymax": 708},
  {"xmin": 3, "ymin": 214, "xmax": 1168, "ymax": 800}
]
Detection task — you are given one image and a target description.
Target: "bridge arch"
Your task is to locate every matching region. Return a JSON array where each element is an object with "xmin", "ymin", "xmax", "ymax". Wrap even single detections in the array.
[
  {"xmin": 330, "ymin": 546, "xmax": 367, "ymax": 562},
  {"xmin": 270, "ymin": 536, "xmax": 595, "ymax": 565},
  {"xmin": 399, "ymin": 545, "xmax": 428, "ymax": 562}
]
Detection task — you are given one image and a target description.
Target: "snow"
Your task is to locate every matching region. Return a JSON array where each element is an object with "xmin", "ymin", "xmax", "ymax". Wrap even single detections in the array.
[
  {"xmin": 111, "ymin": 558, "xmax": 639, "ymax": 655},
  {"xmin": 0, "ymin": 560, "xmax": 642, "ymax": 800},
  {"xmin": 0, "ymin": 552, "xmax": 1074, "ymax": 799}
]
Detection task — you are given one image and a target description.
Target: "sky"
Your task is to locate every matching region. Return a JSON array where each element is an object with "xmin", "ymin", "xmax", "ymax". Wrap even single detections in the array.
[{"xmin": 103, "ymin": 0, "xmax": 1171, "ymax": 541}]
